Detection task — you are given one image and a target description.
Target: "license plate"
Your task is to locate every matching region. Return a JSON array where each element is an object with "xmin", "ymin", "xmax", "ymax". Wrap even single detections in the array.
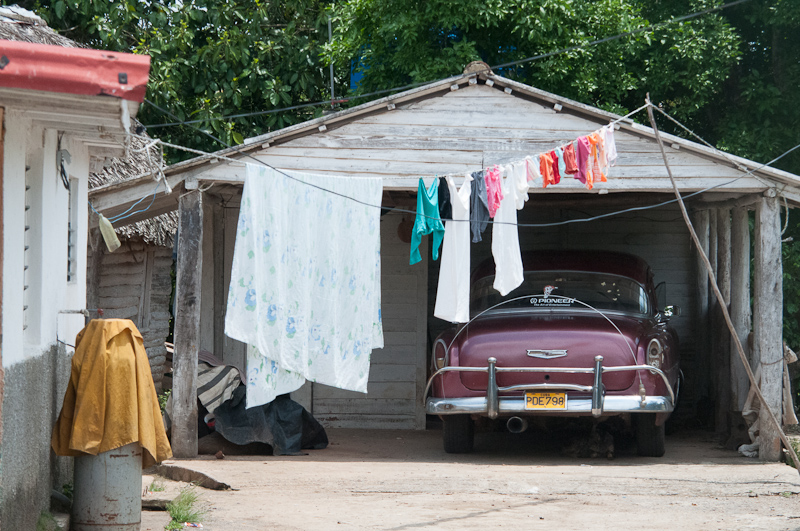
[{"xmin": 525, "ymin": 391, "xmax": 567, "ymax": 410}]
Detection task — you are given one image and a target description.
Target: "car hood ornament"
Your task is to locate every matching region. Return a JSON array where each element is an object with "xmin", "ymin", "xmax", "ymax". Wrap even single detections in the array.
[{"xmin": 526, "ymin": 349, "xmax": 568, "ymax": 359}]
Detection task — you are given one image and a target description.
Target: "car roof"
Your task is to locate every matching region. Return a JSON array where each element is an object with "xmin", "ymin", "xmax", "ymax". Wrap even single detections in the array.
[{"xmin": 472, "ymin": 250, "xmax": 652, "ymax": 285}]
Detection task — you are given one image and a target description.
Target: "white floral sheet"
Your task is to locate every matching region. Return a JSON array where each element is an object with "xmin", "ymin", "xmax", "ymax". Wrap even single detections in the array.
[{"xmin": 225, "ymin": 164, "xmax": 383, "ymax": 408}]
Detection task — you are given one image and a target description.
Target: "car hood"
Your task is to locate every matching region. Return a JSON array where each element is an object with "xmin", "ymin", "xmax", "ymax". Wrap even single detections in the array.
[{"xmin": 453, "ymin": 311, "xmax": 648, "ymax": 392}]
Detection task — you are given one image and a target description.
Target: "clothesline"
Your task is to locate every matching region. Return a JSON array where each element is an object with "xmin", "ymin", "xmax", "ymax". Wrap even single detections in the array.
[{"xmin": 118, "ymin": 102, "xmax": 793, "ymax": 233}]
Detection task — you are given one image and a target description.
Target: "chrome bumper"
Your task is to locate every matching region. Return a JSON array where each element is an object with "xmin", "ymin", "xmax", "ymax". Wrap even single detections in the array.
[{"xmin": 425, "ymin": 357, "xmax": 675, "ymax": 418}]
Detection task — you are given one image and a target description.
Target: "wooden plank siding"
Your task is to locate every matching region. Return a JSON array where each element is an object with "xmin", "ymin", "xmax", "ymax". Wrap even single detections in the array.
[{"xmin": 90, "ymin": 240, "xmax": 173, "ymax": 390}]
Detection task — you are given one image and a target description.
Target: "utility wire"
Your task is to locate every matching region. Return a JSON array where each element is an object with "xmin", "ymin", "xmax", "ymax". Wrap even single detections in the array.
[{"xmin": 143, "ymin": 0, "xmax": 753, "ymax": 130}]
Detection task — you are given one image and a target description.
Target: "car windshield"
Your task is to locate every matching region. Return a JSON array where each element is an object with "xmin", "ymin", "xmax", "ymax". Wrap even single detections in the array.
[{"xmin": 470, "ymin": 271, "xmax": 650, "ymax": 316}]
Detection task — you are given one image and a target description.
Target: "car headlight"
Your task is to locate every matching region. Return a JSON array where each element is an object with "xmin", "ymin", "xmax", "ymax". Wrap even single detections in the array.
[
  {"xmin": 647, "ymin": 339, "xmax": 663, "ymax": 369},
  {"xmin": 433, "ymin": 339, "xmax": 448, "ymax": 370}
]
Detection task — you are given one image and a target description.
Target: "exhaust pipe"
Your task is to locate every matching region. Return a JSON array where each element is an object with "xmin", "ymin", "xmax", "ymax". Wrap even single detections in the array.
[{"xmin": 506, "ymin": 416, "xmax": 528, "ymax": 434}]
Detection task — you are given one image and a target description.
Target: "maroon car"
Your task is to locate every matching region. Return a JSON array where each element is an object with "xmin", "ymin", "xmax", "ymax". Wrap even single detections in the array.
[{"xmin": 426, "ymin": 250, "xmax": 680, "ymax": 456}]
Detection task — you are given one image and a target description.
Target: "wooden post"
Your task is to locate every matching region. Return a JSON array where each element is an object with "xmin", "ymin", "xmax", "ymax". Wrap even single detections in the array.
[
  {"xmin": 692, "ymin": 210, "xmax": 711, "ymax": 403},
  {"xmin": 730, "ymin": 207, "xmax": 751, "ymax": 411},
  {"xmin": 708, "ymin": 210, "xmax": 719, "ymax": 414},
  {"xmin": 754, "ymin": 195, "xmax": 783, "ymax": 461},
  {"xmin": 715, "ymin": 209, "xmax": 732, "ymax": 438},
  {"xmin": 212, "ymin": 202, "xmax": 225, "ymax": 359},
  {"xmin": 172, "ymin": 190, "xmax": 204, "ymax": 458}
]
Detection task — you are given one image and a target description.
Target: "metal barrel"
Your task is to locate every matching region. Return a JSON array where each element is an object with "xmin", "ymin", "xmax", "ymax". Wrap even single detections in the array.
[{"xmin": 72, "ymin": 442, "xmax": 142, "ymax": 531}]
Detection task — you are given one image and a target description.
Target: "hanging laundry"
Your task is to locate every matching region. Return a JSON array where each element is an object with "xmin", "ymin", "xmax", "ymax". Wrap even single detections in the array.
[
  {"xmin": 563, "ymin": 142, "xmax": 579, "ymax": 175},
  {"xmin": 525, "ymin": 155, "xmax": 543, "ymax": 186},
  {"xmin": 603, "ymin": 125, "xmax": 618, "ymax": 167},
  {"xmin": 485, "ymin": 165, "xmax": 504, "ymax": 218},
  {"xmin": 555, "ymin": 147, "xmax": 567, "ymax": 178},
  {"xmin": 588, "ymin": 132, "xmax": 607, "ymax": 184},
  {"xmin": 438, "ymin": 176, "xmax": 452, "ymax": 221},
  {"xmin": 549, "ymin": 150, "xmax": 562, "ymax": 184},
  {"xmin": 492, "ymin": 161, "xmax": 529, "ymax": 296},
  {"xmin": 575, "ymin": 136, "xmax": 593, "ymax": 189},
  {"xmin": 540, "ymin": 151, "xmax": 555, "ymax": 188},
  {"xmin": 434, "ymin": 173, "xmax": 473, "ymax": 323},
  {"xmin": 410, "ymin": 178, "xmax": 445, "ymax": 265},
  {"xmin": 226, "ymin": 164, "xmax": 384, "ymax": 408},
  {"xmin": 470, "ymin": 170, "xmax": 490, "ymax": 243}
]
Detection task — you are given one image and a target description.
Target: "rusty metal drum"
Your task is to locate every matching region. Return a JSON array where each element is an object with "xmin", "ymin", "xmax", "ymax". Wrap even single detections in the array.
[{"xmin": 72, "ymin": 442, "xmax": 142, "ymax": 531}]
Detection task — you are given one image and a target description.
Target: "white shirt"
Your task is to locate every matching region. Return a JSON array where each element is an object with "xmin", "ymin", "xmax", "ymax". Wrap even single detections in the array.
[
  {"xmin": 434, "ymin": 173, "xmax": 473, "ymax": 323},
  {"xmin": 492, "ymin": 162, "xmax": 529, "ymax": 296}
]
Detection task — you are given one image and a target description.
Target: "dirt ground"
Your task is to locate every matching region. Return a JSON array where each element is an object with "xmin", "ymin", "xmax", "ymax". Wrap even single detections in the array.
[{"xmin": 141, "ymin": 427, "xmax": 800, "ymax": 531}]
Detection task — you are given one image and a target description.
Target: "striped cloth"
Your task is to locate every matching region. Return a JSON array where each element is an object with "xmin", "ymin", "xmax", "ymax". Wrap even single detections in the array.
[{"xmin": 197, "ymin": 362, "xmax": 242, "ymax": 414}]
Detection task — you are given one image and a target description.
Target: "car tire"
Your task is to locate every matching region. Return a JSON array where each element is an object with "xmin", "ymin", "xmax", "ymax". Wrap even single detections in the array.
[
  {"xmin": 442, "ymin": 415, "xmax": 474, "ymax": 453},
  {"xmin": 634, "ymin": 414, "xmax": 666, "ymax": 457}
]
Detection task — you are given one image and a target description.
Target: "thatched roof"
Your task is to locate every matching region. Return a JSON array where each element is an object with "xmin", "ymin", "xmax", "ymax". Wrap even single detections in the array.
[
  {"xmin": 0, "ymin": 6, "xmax": 79, "ymax": 47},
  {"xmin": 88, "ymin": 126, "xmax": 178, "ymax": 248},
  {"xmin": 0, "ymin": 5, "xmax": 178, "ymax": 248}
]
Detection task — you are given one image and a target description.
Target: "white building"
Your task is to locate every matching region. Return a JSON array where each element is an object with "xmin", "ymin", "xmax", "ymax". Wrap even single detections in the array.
[{"xmin": 0, "ymin": 8, "xmax": 150, "ymax": 529}]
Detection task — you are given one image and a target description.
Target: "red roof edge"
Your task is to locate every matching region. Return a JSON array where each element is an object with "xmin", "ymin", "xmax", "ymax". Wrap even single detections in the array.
[{"xmin": 0, "ymin": 40, "xmax": 150, "ymax": 102}]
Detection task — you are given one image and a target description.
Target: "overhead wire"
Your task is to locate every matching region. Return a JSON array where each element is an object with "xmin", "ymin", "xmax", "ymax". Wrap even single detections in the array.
[{"xmin": 142, "ymin": 0, "xmax": 754, "ymax": 130}]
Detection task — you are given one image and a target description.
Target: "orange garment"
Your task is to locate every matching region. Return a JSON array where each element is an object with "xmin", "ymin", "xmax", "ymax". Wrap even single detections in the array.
[
  {"xmin": 540, "ymin": 152, "xmax": 555, "ymax": 188},
  {"xmin": 588, "ymin": 133, "xmax": 607, "ymax": 183},
  {"xmin": 51, "ymin": 319, "xmax": 172, "ymax": 468}
]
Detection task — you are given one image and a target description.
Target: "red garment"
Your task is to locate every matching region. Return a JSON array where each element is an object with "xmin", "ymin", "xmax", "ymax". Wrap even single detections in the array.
[
  {"xmin": 549, "ymin": 150, "xmax": 561, "ymax": 184},
  {"xmin": 563, "ymin": 142, "xmax": 579, "ymax": 175},
  {"xmin": 484, "ymin": 165, "xmax": 504, "ymax": 218}
]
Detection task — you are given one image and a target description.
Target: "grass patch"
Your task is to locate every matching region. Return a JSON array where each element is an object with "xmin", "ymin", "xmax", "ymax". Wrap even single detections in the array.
[
  {"xmin": 165, "ymin": 486, "xmax": 205, "ymax": 530},
  {"xmin": 35, "ymin": 511, "xmax": 59, "ymax": 531},
  {"xmin": 148, "ymin": 478, "xmax": 166, "ymax": 493}
]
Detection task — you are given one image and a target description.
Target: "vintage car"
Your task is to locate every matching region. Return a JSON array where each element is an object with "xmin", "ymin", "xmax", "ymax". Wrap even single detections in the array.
[{"xmin": 426, "ymin": 250, "xmax": 680, "ymax": 456}]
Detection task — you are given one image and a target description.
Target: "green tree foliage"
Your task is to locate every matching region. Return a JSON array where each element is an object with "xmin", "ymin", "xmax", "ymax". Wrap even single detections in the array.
[
  {"xmin": 326, "ymin": 0, "xmax": 740, "ymax": 122},
  {"xmin": 23, "ymin": 0, "xmax": 338, "ymax": 155}
]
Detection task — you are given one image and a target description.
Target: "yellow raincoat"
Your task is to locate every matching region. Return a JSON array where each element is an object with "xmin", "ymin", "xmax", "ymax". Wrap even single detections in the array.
[{"xmin": 51, "ymin": 319, "xmax": 172, "ymax": 468}]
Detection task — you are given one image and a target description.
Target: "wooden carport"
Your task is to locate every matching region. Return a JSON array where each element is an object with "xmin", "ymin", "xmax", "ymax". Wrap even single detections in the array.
[{"xmin": 90, "ymin": 65, "xmax": 800, "ymax": 461}]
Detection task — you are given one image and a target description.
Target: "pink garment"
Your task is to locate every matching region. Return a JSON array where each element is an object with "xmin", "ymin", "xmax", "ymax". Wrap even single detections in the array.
[
  {"xmin": 575, "ymin": 136, "xmax": 592, "ymax": 188},
  {"xmin": 525, "ymin": 155, "xmax": 542, "ymax": 185},
  {"xmin": 485, "ymin": 165, "xmax": 504, "ymax": 218}
]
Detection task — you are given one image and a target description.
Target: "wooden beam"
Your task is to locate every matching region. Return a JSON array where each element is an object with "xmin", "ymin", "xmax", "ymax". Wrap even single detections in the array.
[
  {"xmin": 171, "ymin": 190, "xmax": 204, "ymax": 458},
  {"xmin": 695, "ymin": 194, "xmax": 762, "ymax": 212},
  {"xmin": 730, "ymin": 207, "xmax": 752, "ymax": 411},
  {"xmin": 692, "ymin": 210, "xmax": 711, "ymax": 403},
  {"xmin": 754, "ymin": 195, "xmax": 783, "ymax": 461},
  {"xmin": 715, "ymin": 208, "xmax": 732, "ymax": 439}
]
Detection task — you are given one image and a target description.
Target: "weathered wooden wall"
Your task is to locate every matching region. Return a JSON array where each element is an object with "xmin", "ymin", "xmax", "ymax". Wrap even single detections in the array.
[{"xmin": 88, "ymin": 239, "xmax": 173, "ymax": 390}]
